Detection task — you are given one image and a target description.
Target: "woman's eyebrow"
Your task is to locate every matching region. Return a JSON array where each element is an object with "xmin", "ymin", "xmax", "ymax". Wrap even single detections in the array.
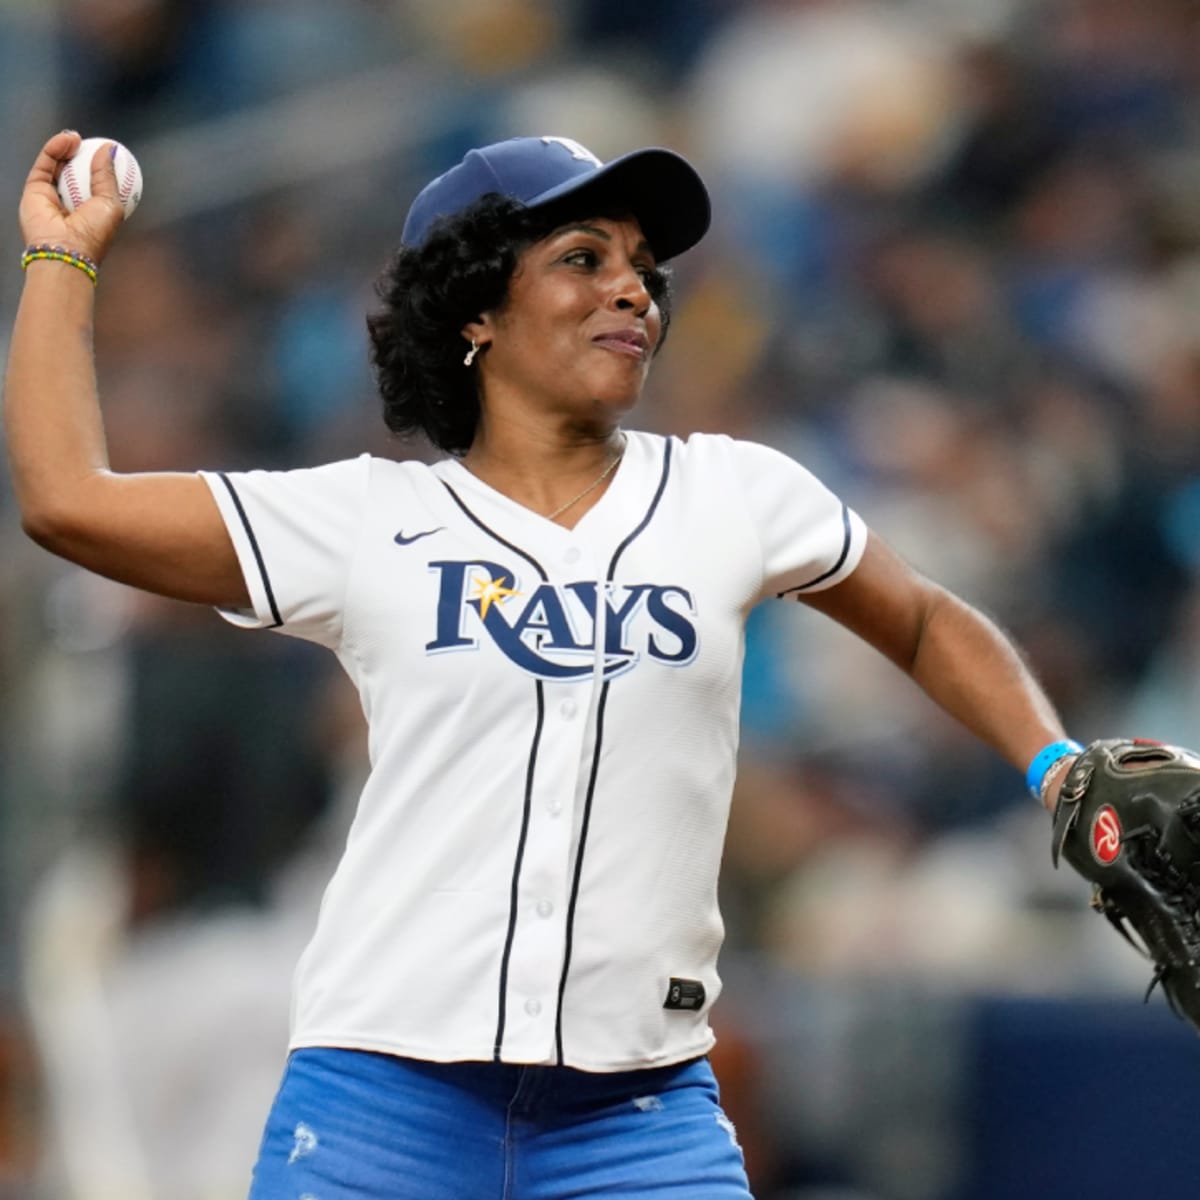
[
  {"xmin": 551, "ymin": 222, "xmax": 611, "ymax": 241},
  {"xmin": 553, "ymin": 223, "xmax": 653, "ymax": 256}
]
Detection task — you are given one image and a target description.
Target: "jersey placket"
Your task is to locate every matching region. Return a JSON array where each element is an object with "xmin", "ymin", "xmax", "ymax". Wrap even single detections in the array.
[{"xmin": 495, "ymin": 536, "xmax": 605, "ymax": 1062}]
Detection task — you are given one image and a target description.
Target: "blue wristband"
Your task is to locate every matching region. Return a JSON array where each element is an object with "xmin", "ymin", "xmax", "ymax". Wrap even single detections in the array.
[{"xmin": 1025, "ymin": 739, "xmax": 1085, "ymax": 800}]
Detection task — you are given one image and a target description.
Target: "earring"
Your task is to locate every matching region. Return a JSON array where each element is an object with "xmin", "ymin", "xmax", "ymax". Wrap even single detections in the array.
[{"xmin": 463, "ymin": 339, "xmax": 480, "ymax": 367}]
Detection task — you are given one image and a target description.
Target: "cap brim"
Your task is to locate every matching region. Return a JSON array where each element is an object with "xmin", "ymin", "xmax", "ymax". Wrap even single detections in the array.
[{"xmin": 525, "ymin": 147, "xmax": 710, "ymax": 263}]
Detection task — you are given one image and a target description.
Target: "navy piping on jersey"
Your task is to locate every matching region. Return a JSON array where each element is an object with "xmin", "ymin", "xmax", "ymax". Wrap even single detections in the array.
[
  {"xmin": 497, "ymin": 682, "xmax": 546, "ymax": 1059},
  {"xmin": 440, "ymin": 482, "xmax": 549, "ymax": 1062},
  {"xmin": 554, "ymin": 438, "xmax": 674, "ymax": 1065},
  {"xmin": 217, "ymin": 472, "xmax": 283, "ymax": 628},
  {"xmin": 776, "ymin": 501, "xmax": 854, "ymax": 597}
]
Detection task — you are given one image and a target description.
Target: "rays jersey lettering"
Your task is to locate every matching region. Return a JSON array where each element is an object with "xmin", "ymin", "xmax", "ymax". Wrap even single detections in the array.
[{"xmin": 425, "ymin": 559, "xmax": 698, "ymax": 680}]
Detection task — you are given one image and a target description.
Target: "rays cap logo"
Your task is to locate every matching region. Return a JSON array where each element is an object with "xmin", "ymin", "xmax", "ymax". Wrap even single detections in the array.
[
  {"xmin": 400, "ymin": 135, "xmax": 711, "ymax": 263},
  {"xmin": 1091, "ymin": 804, "xmax": 1123, "ymax": 866}
]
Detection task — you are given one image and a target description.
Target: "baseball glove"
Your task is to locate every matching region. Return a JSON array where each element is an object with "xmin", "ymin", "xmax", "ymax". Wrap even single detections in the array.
[{"xmin": 1052, "ymin": 738, "xmax": 1200, "ymax": 1029}]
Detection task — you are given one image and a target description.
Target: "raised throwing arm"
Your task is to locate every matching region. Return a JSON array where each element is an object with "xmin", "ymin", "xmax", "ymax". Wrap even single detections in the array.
[{"xmin": 5, "ymin": 130, "xmax": 248, "ymax": 608}]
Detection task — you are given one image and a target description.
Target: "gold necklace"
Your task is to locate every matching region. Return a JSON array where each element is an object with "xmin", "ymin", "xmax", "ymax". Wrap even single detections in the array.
[{"xmin": 545, "ymin": 435, "xmax": 627, "ymax": 521}]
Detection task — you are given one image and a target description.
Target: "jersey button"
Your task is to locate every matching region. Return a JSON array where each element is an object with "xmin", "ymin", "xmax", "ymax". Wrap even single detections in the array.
[
  {"xmin": 525, "ymin": 998, "xmax": 542, "ymax": 1017},
  {"xmin": 560, "ymin": 699, "xmax": 577, "ymax": 719},
  {"xmin": 547, "ymin": 799, "xmax": 563, "ymax": 817},
  {"xmin": 536, "ymin": 899, "xmax": 553, "ymax": 918},
  {"xmin": 564, "ymin": 547, "xmax": 581, "ymax": 565}
]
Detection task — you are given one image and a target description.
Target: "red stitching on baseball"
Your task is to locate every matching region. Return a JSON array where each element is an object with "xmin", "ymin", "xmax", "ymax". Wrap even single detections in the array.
[{"xmin": 64, "ymin": 166, "xmax": 85, "ymax": 209}]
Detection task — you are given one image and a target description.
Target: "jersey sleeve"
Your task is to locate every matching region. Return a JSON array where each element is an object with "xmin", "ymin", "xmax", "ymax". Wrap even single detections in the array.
[
  {"xmin": 198, "ymin": 454, "xmax": 371, "ymax": 647},
  {"xmin": 730, "ymin": 439, "xmax": 868, "ymax": 601}
]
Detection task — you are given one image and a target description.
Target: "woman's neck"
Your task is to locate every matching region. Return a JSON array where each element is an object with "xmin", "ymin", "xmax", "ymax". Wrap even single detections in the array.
[{"xmin": 460, "ymin": 414, "xmax": 627, "ymax": 525}]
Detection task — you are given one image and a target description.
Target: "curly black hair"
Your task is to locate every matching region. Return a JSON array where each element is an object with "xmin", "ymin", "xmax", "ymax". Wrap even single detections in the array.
[{"xmin": 367, "ymin": 193, "xmax": 673, "ymax": 455}]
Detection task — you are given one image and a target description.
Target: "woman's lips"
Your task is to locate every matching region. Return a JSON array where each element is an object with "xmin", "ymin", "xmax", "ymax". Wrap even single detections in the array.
[{"xmin": 592, "ymin": 330, "xmax": 649, "ymax": 358}]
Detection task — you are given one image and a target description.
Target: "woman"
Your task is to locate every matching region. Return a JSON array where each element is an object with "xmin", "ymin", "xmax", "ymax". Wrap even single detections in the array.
[{"xmin": 8, "ymin": 131, "xmax": 1083, "ymax": 1198}]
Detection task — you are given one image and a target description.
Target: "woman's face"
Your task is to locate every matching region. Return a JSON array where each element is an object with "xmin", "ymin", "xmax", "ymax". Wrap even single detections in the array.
[{"xmin": 469, "ymin": 214, "xmax": 664, "ymax": 427}]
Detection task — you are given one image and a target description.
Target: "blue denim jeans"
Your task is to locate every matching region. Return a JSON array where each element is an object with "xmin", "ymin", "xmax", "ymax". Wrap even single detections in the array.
[{"xmin": 247, "ymin": 1047, "xmax": 753, "ymax": 1198}]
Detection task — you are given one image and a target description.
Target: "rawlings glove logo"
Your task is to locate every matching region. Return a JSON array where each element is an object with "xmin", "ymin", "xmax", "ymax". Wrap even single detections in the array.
[{"xmin": 1091, "ymin": 804, "xmax": 1123, "ymax": 865}]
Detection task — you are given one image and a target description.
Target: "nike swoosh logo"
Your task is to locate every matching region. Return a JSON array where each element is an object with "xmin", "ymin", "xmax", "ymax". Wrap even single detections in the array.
[{"xmin": 394, "ymin": 527, "xmax": 444, "ymax": 546}]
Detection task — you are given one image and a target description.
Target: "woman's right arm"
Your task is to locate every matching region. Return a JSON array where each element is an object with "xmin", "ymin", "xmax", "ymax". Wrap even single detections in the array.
[{"xmin": 5, "ymin": 131, "xmax": 249, "ymax": 608}]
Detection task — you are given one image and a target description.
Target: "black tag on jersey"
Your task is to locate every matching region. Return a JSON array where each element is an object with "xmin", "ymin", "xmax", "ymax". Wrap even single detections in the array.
[{"xmin": 663, "ymin": 978, "xmax": 706, "ymax": 1011}]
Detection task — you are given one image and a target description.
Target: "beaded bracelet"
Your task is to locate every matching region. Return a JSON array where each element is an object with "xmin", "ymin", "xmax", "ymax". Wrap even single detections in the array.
[
  {"xmin": 1025, "ymin": 738, "xmax": 1084, "ymax": 801},
  {"xmin": 20, "ymin": 243, "xmax": 98, "ymax": 285}
]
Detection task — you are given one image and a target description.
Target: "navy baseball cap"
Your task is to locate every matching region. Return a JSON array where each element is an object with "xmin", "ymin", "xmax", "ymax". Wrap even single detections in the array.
[{"xmin": 401, "ymin": 135, "xmax": 711, "ymax": 263}]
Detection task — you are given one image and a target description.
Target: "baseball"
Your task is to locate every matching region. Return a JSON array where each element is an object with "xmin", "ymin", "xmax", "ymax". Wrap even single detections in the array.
[{"xmin": 57, "ymin": 136, "xmax": 143, "ymax": 220}]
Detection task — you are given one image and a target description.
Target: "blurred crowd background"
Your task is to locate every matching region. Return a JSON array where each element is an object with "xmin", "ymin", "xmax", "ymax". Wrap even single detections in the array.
[{"xmin": 2, "ymin": 0, "xmax": 1200, "ymax": 1197}]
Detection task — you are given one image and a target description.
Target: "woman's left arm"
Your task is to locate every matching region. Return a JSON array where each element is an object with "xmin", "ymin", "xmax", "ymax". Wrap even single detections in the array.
[{"xmin": 800, "ymin": 531, "xmax": 1071, "ymax": 809}]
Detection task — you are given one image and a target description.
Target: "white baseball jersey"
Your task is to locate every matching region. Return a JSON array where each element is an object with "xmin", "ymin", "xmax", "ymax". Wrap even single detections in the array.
[{"xmin": 200, "ymin": 430, "xmax": 867, "ymax": 1071}]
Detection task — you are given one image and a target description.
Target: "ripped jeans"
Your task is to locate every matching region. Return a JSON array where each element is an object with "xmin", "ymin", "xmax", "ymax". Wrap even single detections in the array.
[{"xmin": 246, "ymin": 1048, "xmax": 753, "ymax": 1199}]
